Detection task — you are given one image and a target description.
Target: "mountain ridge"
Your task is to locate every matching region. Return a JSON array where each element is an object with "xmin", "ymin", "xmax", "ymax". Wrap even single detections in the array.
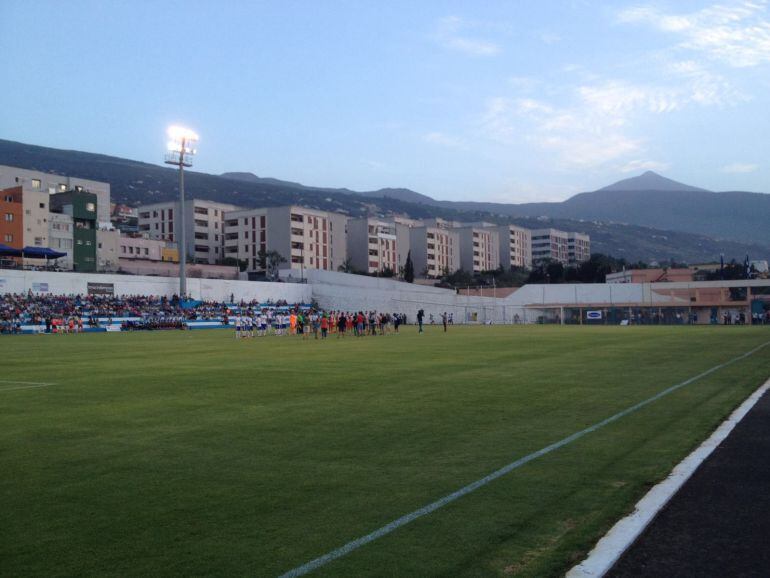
[{"xmin": 0, "ymin": 138, "xmax": 767, "ymax": 263}]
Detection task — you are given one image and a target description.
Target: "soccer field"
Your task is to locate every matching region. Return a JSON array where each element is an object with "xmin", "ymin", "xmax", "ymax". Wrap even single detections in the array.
[{"xmin": 2, "ymin": 326, "xmax": 769, "ymax": 577}]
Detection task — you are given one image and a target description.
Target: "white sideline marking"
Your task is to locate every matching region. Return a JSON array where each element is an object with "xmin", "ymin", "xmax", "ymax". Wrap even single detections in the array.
[
  {"xmin": 0, "ymin": 380, "xmax": 56, "ymax": 391},
  {"xmin": 279, "ymin": 341, "xmax": 770, "ymax": 578},
  {"xmin": 567, "ymin": 377, "xmax": 770, "ymax": 578}
]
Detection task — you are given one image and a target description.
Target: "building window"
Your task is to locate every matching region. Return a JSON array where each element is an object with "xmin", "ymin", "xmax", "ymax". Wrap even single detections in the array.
[
  {"xmin": 4, "ymin": 213, "xmax": 13, "ymax": 222},
  {"xmin": 86, "ymin": 203, "xmax": 95, "ymax": 212},
  {"xmin": 39, "ymin": 202, "xmax": 46, "ymax": 209},
  {"xmin": 144, "ymin": 248, "xmax": 149, "ymax": 255},
  {"xmin": 3, "ymin": 234, "xmax": 11, "ymax": 242},
  {"xmin": 98, "ymin": 243, "xmax": 102, "ymax": 249},
  {"xmin": 31, "ymin": 178, "xmax": 41, "ymax": 189}
]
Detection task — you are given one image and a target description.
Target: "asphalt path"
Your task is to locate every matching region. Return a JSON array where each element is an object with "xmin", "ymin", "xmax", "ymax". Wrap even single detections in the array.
[{"xmin": 608, "ymin": 390, "xmax": 770, "ymax": 578}]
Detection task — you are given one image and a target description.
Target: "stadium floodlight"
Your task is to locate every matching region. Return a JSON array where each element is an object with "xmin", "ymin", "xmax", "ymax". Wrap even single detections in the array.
[{"xmin": 164, "ymin": 125, "xmax": 199, "ymax": 298}]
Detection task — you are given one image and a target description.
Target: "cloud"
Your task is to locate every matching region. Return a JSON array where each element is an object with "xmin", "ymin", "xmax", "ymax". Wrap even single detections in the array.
[
  {"xmin": 478, "ymin": 57, "xmax": 745, "ymax": 169},
  {"xmin": 423, "ymin": 131, "xmax": 466, "ymax": 149},
  {"xmin": 721, "ymin": 162, "xmax": 759, "ymax": 173},
  {"xmin": 435, "ymin": 16, "xmax": 501, "ymax": 56},
  {"xmin": 619, "ymin": 159, "xmax": 670, "ymax": 173},
  {"xmin": 619, "ymin": 2, "xmax": 770, "ymax": 67},
  {"xmin": 479, "ymin": 93, "xmax": 643, "ymax": 168}
]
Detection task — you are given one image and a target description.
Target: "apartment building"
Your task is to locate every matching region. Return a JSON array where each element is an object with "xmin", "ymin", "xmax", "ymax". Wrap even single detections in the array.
[
  {"xmin": 0, "ymin": 186, "xmax": 23, "ymax": 250},
  {"xmin": 496, "ymin": 224, "xmax": 532, "ymax": 269},
  {"xmin": 568, "ymin": 232, "xmax": 591, "ymax": 264},
  {"xmin": 347, "ymin": 217, "xmax": 398, "ymax": 274},
  {"xmin": 49, "ymin": 190, "xmax": 98, "ymax": 272},
  {"xmin": 223, "ymin": 205, "xmax": 347, "ymax": 277},
  {"xmin": 119, "ymin": 234, "xmax": 178, "ymax": 262},
  {"xmin": 531, "ymin": 228, "xmax": 570, "ymax": 264},
  {"xmin": 0, "ymin": 165, "xmax": 111, "ymax": 225},
  {"xmin": 531, "ymin": 228, "xmax": 591, "ymax": 265},
  {"xmin": 96, "ymin": 229, "xmax": 120, "ymax": 272},
  {"xmin": 137, "ymin": 199, "xmax": 241, "ymax": 264},
  {"xmin": 48, "ymin": 212, "xmax": 74, "ymax": 270},
  {"xmin": 456, "ymin": 227, "xmax": 499, "ymax": 273},
  {"xmin": 408, "ymin": 226, "xmax": 460, "ymax": 278}
]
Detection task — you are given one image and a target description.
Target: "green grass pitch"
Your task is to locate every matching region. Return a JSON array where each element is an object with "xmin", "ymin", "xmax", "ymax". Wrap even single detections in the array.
[{"xmin": 2, "ymin": 325, "xmax": 769, "ymax": 577}]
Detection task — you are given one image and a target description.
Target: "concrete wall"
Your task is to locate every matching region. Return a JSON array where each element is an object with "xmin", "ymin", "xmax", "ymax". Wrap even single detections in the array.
[
  {"xmin": 296, "ymin": 269, "xmax": 523, "ymax": 323},
  {"xmin": 0, "ymin": 268, "xmax": 312, "ymax": 303}
]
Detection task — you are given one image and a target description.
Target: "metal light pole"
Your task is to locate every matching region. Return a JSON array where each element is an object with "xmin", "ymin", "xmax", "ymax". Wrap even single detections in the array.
[{"xmin": 165, "ymin": 126, "xmax": 198, "ymax": 299}]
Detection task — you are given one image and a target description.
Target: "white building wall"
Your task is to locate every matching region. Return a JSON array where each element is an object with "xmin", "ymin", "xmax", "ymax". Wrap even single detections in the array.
[
  {"xmin": 138, "ymin": 199, "xmax": 241, "ymax": 265},
  {"xmin": 48, "ymin": 213, "xmax": 73, "ymax": 270},
  {"xmin": 0, "ymin": 268, "xmax": 311, "ymax": 303},
  {"xmin": 457, "ymin": 227, "xmax": 499, "ymax": 272},
  {"xmin": 347, "ymin": 218, "xmax": 398, "ymax": 274},
  {"xmin": 96, "ymin": 229, "xmax": 120, "ymax": 272},
  {"xmin": 497, "ymin": 225, "xmax": 532, "ymax": 269}
]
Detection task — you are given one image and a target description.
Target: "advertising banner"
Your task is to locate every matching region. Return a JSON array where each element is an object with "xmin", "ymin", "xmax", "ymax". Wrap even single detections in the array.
[{"xmin": 87, "ymin": 282, "xmax": 115, "ymax": 296}]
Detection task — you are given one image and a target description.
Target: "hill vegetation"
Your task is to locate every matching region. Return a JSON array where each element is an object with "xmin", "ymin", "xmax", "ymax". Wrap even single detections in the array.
[{"xmin": 1, "ymin": 139, "xmax": 767, "ymax": 263}]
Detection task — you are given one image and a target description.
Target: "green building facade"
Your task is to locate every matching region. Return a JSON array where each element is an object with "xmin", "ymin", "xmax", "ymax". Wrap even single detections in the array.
[{"xmin": 50, "ymin": 190, "xmax": 98, "ymax": 272}]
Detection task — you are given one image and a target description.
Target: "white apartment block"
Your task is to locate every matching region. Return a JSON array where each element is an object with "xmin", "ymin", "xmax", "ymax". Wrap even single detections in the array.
[
  {"xmin": 119, "ymin": 234, "xmax": 177, "ymax": 262},
  {"xmin": 48, "ymin": 212, "xmax": 74, "ymax": 270},
  {"xmin": 496, "ymin": 224, "xmax": 532, "ymax": 269},
  {"xmin": 223, "ymin": 205, "xmax": 347, "ymax": 276},
  {"xmin": 408, "ymin": 226, "xmax": 460, "ymax": 278},
  {"xmin": 568, "ymin": 232, "xmax": 591, "ymax": 264},
  {"xmin": 347, "ymin": 218, "xmax": 398, "ymax": 274},
  {"xmin": 0, "ymin": 165, "xmax": 111, "ymax": 225},
  {"xmin": 96, "ymin": 229, "xmax": 120, "ymax": 272},
  {"xmin": 457, "ymin": 227, "xmax": 499, "ymax": 273},
  {"xmin": 137, "ymin": 199, "xmax": 241, "ymax": 264},
  {"xmin": 531, "ymin": 228, "xmax": 570, "ymax": 264}
]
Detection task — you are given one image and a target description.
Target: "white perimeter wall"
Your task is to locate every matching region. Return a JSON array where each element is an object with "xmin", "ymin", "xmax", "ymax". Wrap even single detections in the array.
[
  {"xmin": 296, "ymin": 269, "xmax": 525, "ymax": 323},
  {"xmin": 0, "ymin": 269, "xmax": 312, "ymax": 304},
  {"xmin": 6, "ymin": 268, "xmax": 759, "ymax": 323}
]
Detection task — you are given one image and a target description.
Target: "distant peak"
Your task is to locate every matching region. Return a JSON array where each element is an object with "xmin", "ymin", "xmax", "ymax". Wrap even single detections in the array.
[{"xmin": 598, "ymin": 171, "xmax": 709, "ymax": 193}]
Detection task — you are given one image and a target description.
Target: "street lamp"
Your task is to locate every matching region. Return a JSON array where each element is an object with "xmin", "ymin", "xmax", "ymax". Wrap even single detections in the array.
[{"xmin": 164, "ymin": 125, "xmax": 198, "ymax": 298}]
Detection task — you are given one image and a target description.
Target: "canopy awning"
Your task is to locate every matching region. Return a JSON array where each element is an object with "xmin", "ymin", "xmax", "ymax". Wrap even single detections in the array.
[
  {"xmin": 0, "ymin": 243, "xmax": 22, "ymax": 257},
  {"xmin": 22, "ymin": 247, "xmax": 67, "ymax": 259}
]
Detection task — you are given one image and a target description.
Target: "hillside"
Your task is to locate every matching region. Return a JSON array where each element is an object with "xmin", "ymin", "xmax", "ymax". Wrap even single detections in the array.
[
  {"xmin": 422, "ymin": 172, "xmax": 770, "ymax": 247},
  {"xmin": 0, "ymin": 139, "xmax": 767, "ymax": 263}
]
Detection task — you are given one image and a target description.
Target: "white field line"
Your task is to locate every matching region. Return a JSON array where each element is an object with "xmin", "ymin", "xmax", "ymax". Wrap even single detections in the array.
[
  {"xmin": 0, "ymin": 380, "xmax": 56, "ymax": 391},
  {"xmin": 567, "ymin": 377, "xmax": 770, "ymax": 578},
  {"xmin": 278, "ymin": 340, "xmax": 770, "ymax": 578}
]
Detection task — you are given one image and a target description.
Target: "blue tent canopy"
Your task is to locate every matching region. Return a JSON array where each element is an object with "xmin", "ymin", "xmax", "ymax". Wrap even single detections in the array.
[
  {"xmin": 0, "ymin": 243, "xmax": 22, "ymax": 257},
  {"xmin": 22, "ymin": 247, "xmax": 67, "ymax": 259}
]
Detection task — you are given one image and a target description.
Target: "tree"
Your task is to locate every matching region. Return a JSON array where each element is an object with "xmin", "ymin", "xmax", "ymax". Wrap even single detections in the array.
[
  {"xmin": 257, "ymin": 249, "xmax": 286, "ymax": 280},
  {"xmin": 221, "ymin": 257, "xmax": 248, "ymax": 272},
  {"xmin": 528, "ymin": 259, "xmax": 565, "ymax": 284},
  {"xmin": 404, "ymin": 250, "xmax": 415, "ymax": 283}
]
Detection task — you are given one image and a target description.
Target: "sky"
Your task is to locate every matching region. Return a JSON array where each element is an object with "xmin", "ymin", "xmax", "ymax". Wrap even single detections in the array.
[{"xmin": 2, "ymin": 1, "xmax": 770, "ymax": 202}]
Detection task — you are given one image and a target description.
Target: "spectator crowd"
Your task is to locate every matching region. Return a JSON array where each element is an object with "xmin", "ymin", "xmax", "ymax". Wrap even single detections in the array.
[{"xmin": 0, "ymin": 292, "xmax": 408, "ymax": 336}]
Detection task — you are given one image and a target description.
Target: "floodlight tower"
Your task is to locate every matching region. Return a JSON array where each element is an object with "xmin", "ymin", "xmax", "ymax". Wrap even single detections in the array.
[{"xmin": 164, "ymin": 126, "xmax": 198, "ymax": 298}]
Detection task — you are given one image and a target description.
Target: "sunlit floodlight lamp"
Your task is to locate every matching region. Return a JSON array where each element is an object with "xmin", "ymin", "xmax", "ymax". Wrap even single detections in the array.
[
  {"xmin": 165, "ymin": 125, "xmax": 198, "ymax": 167},
  {"xmin": 163, "ymin": 125, "xmax": 199, "ymax": 298}
]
